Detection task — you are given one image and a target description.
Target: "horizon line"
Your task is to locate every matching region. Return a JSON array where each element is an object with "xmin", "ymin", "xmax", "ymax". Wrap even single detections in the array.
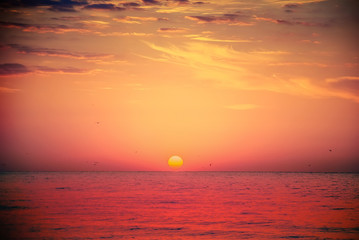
[{"xmin": 1, "ymin": 170, "xmax": 358, "ymax": 174}]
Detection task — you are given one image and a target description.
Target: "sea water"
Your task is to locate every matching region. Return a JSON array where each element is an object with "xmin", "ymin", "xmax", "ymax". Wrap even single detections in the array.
[{"xmin": 0, "ymin": 172, "xmax": 358, "ymax": 239}]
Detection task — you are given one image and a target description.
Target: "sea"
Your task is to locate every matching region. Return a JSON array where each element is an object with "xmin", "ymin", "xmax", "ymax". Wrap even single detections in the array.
[{"xmin": 0, "ymin": 172, "xmax": 358, "ymax": 240}]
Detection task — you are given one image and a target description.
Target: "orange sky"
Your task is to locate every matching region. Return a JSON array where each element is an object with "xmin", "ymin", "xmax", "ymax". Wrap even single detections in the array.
[{"xmin": 0, "ymin": 0, "xmax": 358, "ymax": 171}]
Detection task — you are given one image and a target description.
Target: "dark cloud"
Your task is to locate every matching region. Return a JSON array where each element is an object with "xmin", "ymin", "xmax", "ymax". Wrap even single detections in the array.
[
  {"xmin": 84, "ymin": 4, "xmax": 125, "ymax": 11},
  {"xmin": 7, "ymin": 44, "xmax": 113, "ymax": 59},
  {"xmin": 48, "ymin": 5, "xmax": 77, "ymax": 12},
  {"xmin": 141, "ymin": 0, "xmax": 160, "ymax": 5},
  {"xmin": 329, "ymin": 78, "xmax": 359, "ymax": 93},
  {"xmin": 186, "ymin": 16, "xmax": 217, "ymax": 23},
  {"xmin": 0, "ymin": 21, "xmax": 28, "ymax": 29},
  {"xmin": 283, "ymin": 3, "xmax": 300, "ymax": 13},
  {"xmin": 173, "ymin": 0, "xmax": 189, "ymax": 4},
  {"xmin": 222, "ymin": 14, "xmax": 241, "ymax": 20},
  {"xmin": 284, "ymin": 3, "xmax": 300, "ymax": 8},
  {"xmin": 122, "ymin": 2, "xmax": 141, "ymax": 7},
  {"xmin": 0, "ymin": 0, "xmax": 88, "ymax": 10},
  {"xmin": 276, "ymin": 19, "xmax": 292, "ymax": 25},
  {"xmin": 0, "ymin": 0, "xmax": 143, "ymax": 11},
  {"xmin": 0, "ymin": 63, "xmax": 30, "ymax": 76}
]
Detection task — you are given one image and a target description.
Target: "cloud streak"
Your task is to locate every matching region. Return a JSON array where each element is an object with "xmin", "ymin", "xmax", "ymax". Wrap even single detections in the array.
[
  {"xmin": 0, "ymin": 21, "xmax": 90, "ymax": 34},
  {"xmin": 157, "ymin": 27, "xmax": 188, "ymax": 33},
  {"xmin": 113, "ymin": 16, "xmax": 167, "ymax": 24},
  {"xmin": 35, "ymin": 66, "xmax": 91, "ymax": 74},
  {"xmin": 0, "ymin": 63, "xmax": 94, "ymax": 76},
  {"xmin": 7, "ymin": 44, "xmax": 114, "ymax": 60}
]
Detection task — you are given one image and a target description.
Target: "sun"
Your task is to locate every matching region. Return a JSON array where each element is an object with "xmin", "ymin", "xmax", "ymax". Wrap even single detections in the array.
[{"xmin": 168, "ymin": 155, "xmax": 183, "ymax": 170}]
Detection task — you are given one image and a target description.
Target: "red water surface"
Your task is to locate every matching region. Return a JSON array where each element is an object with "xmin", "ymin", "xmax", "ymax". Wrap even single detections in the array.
[{"xmin": 1, "ymin": 172, "xmax": 358, "ymax": 239}]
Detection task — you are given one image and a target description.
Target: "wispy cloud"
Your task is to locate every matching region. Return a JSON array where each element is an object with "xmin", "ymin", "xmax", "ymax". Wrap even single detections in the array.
[
  {"xmin": 143, "ymin": 41, "xmax": 266, "ymax": 92},
  {"xmin": 286, "ymin": 77, "xmax": 359, "ymax": 102},
  {"xmin": 144, "ymin": 41, "xmax": 359, "ymax": 103},
  {"xmin": 144, "ymin": 41, "xmax": 247, "ymax": 73}
]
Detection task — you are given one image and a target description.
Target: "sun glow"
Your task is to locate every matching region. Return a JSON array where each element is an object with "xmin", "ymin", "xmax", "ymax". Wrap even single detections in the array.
[{"xmin": 168, "ymin": 156, "xmax": 183, "ymax": 170}]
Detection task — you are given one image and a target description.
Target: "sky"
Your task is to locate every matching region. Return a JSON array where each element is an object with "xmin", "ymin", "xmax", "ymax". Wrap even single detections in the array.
[{"xmin": 0, "ymin": 0, "xmax": 358, "ymax": 172}]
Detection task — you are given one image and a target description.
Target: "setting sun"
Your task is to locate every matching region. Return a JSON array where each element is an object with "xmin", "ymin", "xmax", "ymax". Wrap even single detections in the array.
[{"xmin": 168, "ymin": 156, "xmax": 183, "ymax": 170}]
